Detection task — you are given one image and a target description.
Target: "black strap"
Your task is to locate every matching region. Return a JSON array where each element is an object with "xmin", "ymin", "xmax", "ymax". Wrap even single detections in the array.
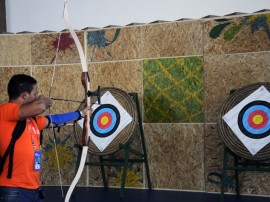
[
  {"xmin": 40, "ymin": 130, "xmax": 43, "ymax": 145},
  {"xmin": 0, "ymin": 117, "xmax": 41, "ymax": 178},
  {"xmin": 0, "ymin": 120, "xmax": 26, "ymax": 178},
  {"xmin": 0, "ymin": 144, "xmax": 11, "ymax": 175},
  {"xmin": 30, "ymin": 116, "xmax": 44, "ymax": 145}
]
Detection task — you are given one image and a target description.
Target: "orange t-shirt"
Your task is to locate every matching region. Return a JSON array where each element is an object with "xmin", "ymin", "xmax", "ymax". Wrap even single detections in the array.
[{"xmin": 0, "ymin": 102, "xmax": 47, "ymax": 189}]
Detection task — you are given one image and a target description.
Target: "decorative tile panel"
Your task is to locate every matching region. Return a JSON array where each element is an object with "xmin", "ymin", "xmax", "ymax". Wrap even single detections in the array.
[
  {"xmin": 87, "ymin": 26, "xmax": 142, "ymax": 62},
  {"xmin": 143, "ymin": 57, "xmax": 203, "ymax": 123},
  {"xmin": 31, "ymin": 32, "xmax": 84, "ymax": 65},
  {"xmin": 204, "ymin": 13, "xmax": 270, "ymax": 55},
  {"xmin": 41, "ymin": 126, "xmax": 86, "ymax": 185}
]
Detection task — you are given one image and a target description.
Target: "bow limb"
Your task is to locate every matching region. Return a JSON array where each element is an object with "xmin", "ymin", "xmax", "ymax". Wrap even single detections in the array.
[
  {"xmin": 63, "ymin": 1, "xmax": 91, "ymax": 202},
  {"xmin": 64, "ymin": 146, "xmax": 88, "ymax": 202},
  {"xmin": 63, "ymin": 1, "xmax": 88, "ymax": 72}
]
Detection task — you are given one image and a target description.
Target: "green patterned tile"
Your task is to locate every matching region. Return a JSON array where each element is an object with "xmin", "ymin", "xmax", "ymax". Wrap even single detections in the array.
[{"xmin": 143, "ymin": 57, "xmax": 204, "ymax": 123}]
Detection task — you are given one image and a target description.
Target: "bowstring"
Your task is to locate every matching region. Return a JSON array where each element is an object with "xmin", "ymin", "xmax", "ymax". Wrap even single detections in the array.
[{"xmin": 48, "ymin": 31, "xmax": 64, "ymax": 198}]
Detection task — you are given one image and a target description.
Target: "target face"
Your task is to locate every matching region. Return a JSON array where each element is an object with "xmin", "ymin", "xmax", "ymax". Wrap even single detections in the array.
[
  {"xmin": 90, "ymin": 104, "xmax": 120, "ymax": 138},
  {"xmin": 238, "ymin": 101, "xmax": 270, "ymax": 139},
  {"xmin": 222, "ymin": 85, "xmax": 270, "ymax": 155},
  {"xmin": 76, "ymin": 90, "xmax": 133, "ymax": 152}
]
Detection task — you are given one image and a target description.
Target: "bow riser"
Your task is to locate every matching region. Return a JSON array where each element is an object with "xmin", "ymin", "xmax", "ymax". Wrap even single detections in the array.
[{"xmin": 81, "ymin": 72, "xmax": 91, "ymax": 146}]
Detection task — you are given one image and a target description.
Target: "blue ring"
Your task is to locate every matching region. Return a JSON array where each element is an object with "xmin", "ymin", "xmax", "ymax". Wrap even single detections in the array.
[
  {"xmin": 90, "ymin": 104, "xmax": 120, "ymax": 138},
  {"xmin": 92, "ymin": 108, "xmax": 117, "ymax": 134},
  {"xmin": 238, "ymin": 101, "xmax": 270, "ymax": 139},
  {"xmin": 242, "ymin": 105, "xmax": 270, "ymax": 135}
]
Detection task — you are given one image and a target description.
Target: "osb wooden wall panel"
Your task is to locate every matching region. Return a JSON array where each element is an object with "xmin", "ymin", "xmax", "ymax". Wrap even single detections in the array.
[
  {"xmin": 31, "ymin": 32, "xmax": 84, "ymax": 65},
  {"xmin": 204, "ymin": 52, "xmax": 270, "ymax": 123},
  {"xmin": 31, "ymin": 65, "xmax": 86, "ymax": 185},
  {"xmin": 87, "ymin": 159, "xmax": 144, "ymax": 188},
  {"xmin": 87, "ymin": 156, "xmax": 144, "ymax": 187},
  {"xmin": 204, "ymin": 13, "xmax": 270, "ymax": 55},
  {"xmin": 204, "ymin": 124, "xmax": 270, "ymax": 195},
  {"xmin": 142, "ymin": 20, "xmax": 203, "ymax": 58},
  {"xmin": 204, "ymin": 124, "xmax": 224, "ymax": 193},
  {"xmin": 31, "ymin": 66, "xmax": 54, "ymax": 97},
  {"xmin": 0, "ymin": 66, "xmax": 31, "ymax": 103},
  {"xmin": 238, "ymin": 172, "xmax": 270, "ymax": 195},
  {"xmin": 0, "ymin": 35, "xmax": 31, "ymax": 65},
  {"xmin": 40, "ymin": 125, "xmax": 88, "ymax": 186},
  {"xmin": 143, "ymin": 57, "xmax": 204, "ymax": 123},
  {"xmin": 106, "ymin": 162, "xmax": 144, "ymax": 187},
  {"xmin": 69, "ymin": 124, "xmax": 145, "ymax": 187},
  {"xmin": 32, "ymin": 64, "xmax": 84, "ymax": 114},
  {"xmin": 87, "ymin": 26, "xmax": 142, "ymax": 62},
  {"xmin": 95, "ymin": 126, "xmax": 144, "ymax": 188},
  {"xmin": 90, "ymin": 61, "xmax": 143, "ymax": 94},
  {"xmin": 75, "ymin": 118, "xmax": 145, "ymax": 188},
  {"xmin": 144, "ymin": 123, "xmax": 204, "ymax": 190}
]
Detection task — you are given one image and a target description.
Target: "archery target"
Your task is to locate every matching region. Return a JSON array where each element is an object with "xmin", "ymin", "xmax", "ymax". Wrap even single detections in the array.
[
  {"xmin": 238, "ymin": 101, "xmax": 270, "ymax": 139},
  {"xmin": 90, "ymin": 104, "xmax": 120, "ymax": 138},
  {"xmin": 223, "ymin": 85, "xmax": 270, "ymax": 155},
  {"xmin": 77, "ymin": 90, "xmax": 133, "ymax": 152}
]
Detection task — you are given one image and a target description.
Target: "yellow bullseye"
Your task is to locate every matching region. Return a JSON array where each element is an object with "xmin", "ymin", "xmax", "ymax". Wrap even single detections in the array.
[
  {"xmin": 253, "ymin": 115, "xmax": 263, "ymax": 125},
  {"xmin": 101, "ymin": 116, "xmax": 109, "ymax": 125}
]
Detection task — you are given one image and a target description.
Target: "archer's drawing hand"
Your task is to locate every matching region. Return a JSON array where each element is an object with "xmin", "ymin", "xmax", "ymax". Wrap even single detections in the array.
[
  {"xmin": 36, "ymin": 95, "xmax": 53, "ymax": 109},
  {"xmin": 19, "ymin": 95, "xmax": 53, "ymax": 119}
]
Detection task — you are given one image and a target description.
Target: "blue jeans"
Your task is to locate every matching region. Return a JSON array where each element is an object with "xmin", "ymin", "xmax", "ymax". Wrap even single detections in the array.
[{"xmin": 0, "ymin": 187, "xmax": 44, "ymax": 202}]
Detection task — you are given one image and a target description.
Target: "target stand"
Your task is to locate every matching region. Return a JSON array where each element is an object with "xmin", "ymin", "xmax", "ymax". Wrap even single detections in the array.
[
  {"xmin": 218, "ymin": 83, "xmax": 270, "ymax": 202},
  {"xmin": 73, "ymin": 88, "xmax": 151, "ymax": 198}
]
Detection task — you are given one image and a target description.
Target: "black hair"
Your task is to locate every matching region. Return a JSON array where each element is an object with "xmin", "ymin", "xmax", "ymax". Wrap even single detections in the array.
[{"xmin": 7, "ymin": 74, "xmax": 37, "ymax": 100}]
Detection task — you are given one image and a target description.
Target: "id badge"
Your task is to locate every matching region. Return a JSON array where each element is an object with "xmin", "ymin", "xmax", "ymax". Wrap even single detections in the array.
[{"xmin": 34, "ymin": 150, "xmax": 42, "ymax": 171}]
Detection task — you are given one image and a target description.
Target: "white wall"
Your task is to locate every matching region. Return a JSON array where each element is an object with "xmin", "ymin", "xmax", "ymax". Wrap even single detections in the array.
[{"xmin": 5, "ymin": 0, "xmax": 270, "ymax": 33}]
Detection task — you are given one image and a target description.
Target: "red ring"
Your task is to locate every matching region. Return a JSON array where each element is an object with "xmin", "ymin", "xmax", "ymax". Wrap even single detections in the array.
[
  {"xmin": 247, "ymin": 110, "xmax": 268, "ymax": 129},
  {"xmin": 97, "ymin": 112, "xmax": 113, "ymax": 129}
]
